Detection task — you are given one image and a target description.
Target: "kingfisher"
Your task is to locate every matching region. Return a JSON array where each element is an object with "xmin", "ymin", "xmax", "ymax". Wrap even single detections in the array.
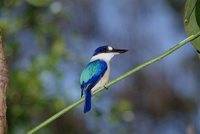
[{"xmin": 80, "ymin": 45, "xmax": 128, "ymax": 113}]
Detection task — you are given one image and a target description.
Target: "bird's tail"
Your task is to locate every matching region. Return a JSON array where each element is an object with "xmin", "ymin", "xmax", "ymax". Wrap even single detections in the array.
[{"xmin": 84, "ymin": 91, "xmax": 91, "ymax": 113}]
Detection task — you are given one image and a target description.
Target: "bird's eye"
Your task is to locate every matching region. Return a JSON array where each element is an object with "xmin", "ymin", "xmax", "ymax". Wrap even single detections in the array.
[{"xmin": 108, "ymin": 46, "xmax": 113, "ymax": 51}]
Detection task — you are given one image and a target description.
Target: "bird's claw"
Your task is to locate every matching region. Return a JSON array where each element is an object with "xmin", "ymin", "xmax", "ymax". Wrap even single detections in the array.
[{"xmin": 104, "ymin": 85, "xmax": 108, "ymax": 90}]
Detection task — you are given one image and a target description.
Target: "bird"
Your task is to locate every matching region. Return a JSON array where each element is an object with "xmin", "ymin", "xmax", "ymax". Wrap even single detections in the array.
[{"xmin": 80, "ymin": 45, "xmax": 128, "ymax": 113}]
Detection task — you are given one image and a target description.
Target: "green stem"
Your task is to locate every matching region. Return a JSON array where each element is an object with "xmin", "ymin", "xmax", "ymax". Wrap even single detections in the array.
[{"xmin": 27, "ymin": 31, "xmax": 200, "ymax": 134}]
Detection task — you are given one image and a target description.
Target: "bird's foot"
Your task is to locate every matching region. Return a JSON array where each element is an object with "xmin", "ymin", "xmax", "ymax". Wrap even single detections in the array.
[{"xmin": 104, "ymin": 85, "xmax": 108, "ymax": 90}]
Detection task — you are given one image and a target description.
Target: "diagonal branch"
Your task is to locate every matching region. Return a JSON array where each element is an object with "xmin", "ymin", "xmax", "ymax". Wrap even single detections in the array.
[{"xmin": 27, "ymin": 31, "xmax": 200, "ymax": 134}]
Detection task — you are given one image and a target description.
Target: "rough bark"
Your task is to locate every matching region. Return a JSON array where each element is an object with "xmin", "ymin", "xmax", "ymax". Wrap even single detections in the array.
[{"xmin": 0, "ymin": 32, "xmax": 8, "ymax": 134}]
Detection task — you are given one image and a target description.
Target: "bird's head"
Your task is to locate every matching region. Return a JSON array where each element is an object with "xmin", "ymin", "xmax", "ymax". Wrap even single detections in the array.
[{"xmin": 91, "ymin": 45, "xmax": 128, "ymax": 61}]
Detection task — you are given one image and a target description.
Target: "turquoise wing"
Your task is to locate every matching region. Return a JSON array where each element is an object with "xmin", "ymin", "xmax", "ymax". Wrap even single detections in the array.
[{"xmin": 80, "ymin": 60, "xmax": 107, "ymax": 95}]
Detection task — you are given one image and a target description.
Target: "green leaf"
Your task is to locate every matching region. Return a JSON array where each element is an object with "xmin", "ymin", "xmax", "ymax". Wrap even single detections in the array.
[
  {"xmin": 196, "ymin": 0, "xmax": 200, "ymax": 27},
  {"xmin": 184, "ymin": 0, "xmax": 200, "ymax": 58}
]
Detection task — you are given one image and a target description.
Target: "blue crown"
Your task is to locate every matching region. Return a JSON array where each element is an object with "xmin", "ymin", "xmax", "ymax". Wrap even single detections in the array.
[{"xmin": 93, "ymin": 45, "xmax": 109, "ymax": 56}]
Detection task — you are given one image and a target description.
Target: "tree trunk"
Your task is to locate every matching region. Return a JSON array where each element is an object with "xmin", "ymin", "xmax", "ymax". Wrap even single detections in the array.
[{"xmin": 0, "ymin": 32, "xmax": 8, "ymax": 134}]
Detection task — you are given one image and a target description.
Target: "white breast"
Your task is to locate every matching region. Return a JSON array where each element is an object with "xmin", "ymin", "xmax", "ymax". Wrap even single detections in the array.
[{"xmin": 91, "ymin": 65, "xmax": 110, "ymax": 92}]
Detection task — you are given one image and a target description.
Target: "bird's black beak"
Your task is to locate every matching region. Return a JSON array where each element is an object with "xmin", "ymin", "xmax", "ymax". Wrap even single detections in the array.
[{"xmin": 112, "ymin": 48, "xmax": 128, "ymax": 54}]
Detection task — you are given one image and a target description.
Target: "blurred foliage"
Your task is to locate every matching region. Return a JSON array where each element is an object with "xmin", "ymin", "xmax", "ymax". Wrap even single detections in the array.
[
  {"xmin": 110, "ymin": 99, "xmax": 133, "ymax": 123},
  {"xmin": 26, "ymin": 0, "xmax": 51, "ymax": 7},
  {"xmin": 0, "ymin": 0, "xmax": 89, "ymax": 133}
]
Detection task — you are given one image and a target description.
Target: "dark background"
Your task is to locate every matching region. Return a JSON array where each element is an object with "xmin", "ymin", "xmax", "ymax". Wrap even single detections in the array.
[{"xmin": 0, "ymin": 0, "xmax": 199, "ymax": 134}]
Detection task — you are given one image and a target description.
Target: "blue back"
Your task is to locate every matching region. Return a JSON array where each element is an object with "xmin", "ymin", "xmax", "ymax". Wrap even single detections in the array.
[{"xmin": 80, "ymin": 60, "xmax": 107, "ymax": 93}]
